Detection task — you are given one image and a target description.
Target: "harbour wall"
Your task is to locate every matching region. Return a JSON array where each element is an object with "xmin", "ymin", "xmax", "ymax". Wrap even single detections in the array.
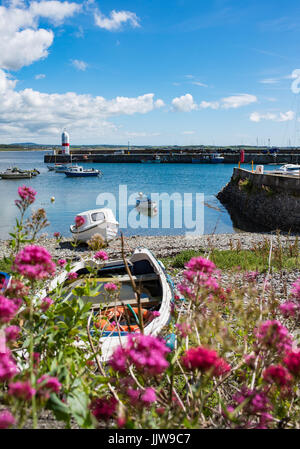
[
  {"xmin": 217, "ymin": 168, "xmax": 300, "ymax": 233},
  {"xmin": 44, "ymin": 152, "xmax": 300, "ymax": 164}
]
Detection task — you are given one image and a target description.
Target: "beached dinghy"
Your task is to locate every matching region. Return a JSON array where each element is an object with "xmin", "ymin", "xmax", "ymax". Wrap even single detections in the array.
[
  {"xmin": 40, "ymin": 248, "xmax": 173, "ymax": 361},
  {"xmin": 70, "ymin": 208, "xmax": 119, "ymax": 243},
  {"xmin": 136, "ymin": 192, "xmax": 157, "ymax": 213}
]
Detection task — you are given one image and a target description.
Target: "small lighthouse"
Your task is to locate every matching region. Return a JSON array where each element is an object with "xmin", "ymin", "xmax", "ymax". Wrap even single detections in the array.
[{"xmin": 61, "ymin": 129, "xmax": 70, "ymax": 155}]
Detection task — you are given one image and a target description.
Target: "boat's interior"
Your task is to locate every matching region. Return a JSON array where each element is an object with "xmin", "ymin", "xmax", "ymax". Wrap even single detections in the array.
[{"xmin": 61, "ymin": 258, "xmax": 163, "ymax": 331}]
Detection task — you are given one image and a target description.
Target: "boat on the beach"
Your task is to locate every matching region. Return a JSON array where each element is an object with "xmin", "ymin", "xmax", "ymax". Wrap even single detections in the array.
[
  {"xmin": 40, "ymin": 247, "xmax": 174, "ymax": 361},
  {"xmin": 65, "ymin": 165, "xmax": 102, "ymax": 177},
  {"xmin": 136, "ymin": 192, "xmax": 157, "ymax": 212},
  {"xmin": 70, "ymin": 208, "xmax": 119, "ymax": 242},
  {"xmin": 0, "ymin": 271, "xmax": 11, "ymax": 293}
]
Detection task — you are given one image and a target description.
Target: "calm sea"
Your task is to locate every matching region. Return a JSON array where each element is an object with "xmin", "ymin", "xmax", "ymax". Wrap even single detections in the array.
[{"xmin": 0, "ymin": 151, "xmax": 278, "ymax": 239}]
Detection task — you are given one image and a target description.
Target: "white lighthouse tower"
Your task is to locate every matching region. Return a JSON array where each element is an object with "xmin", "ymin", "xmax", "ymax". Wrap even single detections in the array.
[{"xmin": 61, "ymin": 129, "xmax": 70, "ymax": 155}]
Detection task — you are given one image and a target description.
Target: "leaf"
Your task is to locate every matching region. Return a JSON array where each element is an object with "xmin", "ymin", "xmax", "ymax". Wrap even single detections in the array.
[
  {"xmin": 67, "ymin": 389, "xmax": 94, "ymax": 428},
  {"xmin": 47, "ymin": 393, "xmax": 70, "ymax": 422}
]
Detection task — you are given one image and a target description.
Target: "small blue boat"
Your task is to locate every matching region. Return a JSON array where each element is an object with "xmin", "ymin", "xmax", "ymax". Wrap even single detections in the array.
[{"xmin": 0, "ymin": 271, "xmax": 11, "ymax": 293}]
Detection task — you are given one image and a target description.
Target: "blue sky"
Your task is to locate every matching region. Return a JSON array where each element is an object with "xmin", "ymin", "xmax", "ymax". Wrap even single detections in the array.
[{"xmin": 1, "ymin": 0, "xmax": 300, "ymax": 146}]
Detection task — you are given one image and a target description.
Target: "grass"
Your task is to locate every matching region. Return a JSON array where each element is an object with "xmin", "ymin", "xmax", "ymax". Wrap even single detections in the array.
[{"xmin": 161, "ymin": 247, "xmax": 299, "ymax": 272}]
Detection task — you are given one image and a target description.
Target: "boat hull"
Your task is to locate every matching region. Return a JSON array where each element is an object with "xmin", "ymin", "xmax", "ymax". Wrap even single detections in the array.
[
  {"xmin": 38, "ymin": 248, "xmax": 173, "ymax": 361},
  {"xmin": 65, "ymin": 172, "xmax": 100, "ymax": 177}
]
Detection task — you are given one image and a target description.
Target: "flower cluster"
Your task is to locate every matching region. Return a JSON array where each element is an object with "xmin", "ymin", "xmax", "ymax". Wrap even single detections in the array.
[
  {"xmin": 110, "ymin": 334, "xmax": 170, "ymax": 376},
  {"xmin": 37, "ymin": 375, "xmax": 62, "ymax": 399},
  {"xmin": 75, "ymin": 215, "xmax": 85, "ymax": 228},
  {"xmin": 104, "ymin": 282, "xmax": 117, "ymax": 292},
  {"xmin": 0, "ymin": 348, "xmax": 19, "ymax": 381},
  {"xmin": 181, "ymin": 346, "xmax": 231, "ymax": 377},
  {"xmin": 254, "ymin": 320, "xmax": 293, "ymax": 354},
  {"xmin": 283, "ymin": 350, "xmax": 300, "ymax": 377},
  {"xmin": 228, "ymin": 387, "xmax": 273, "ymax": 429},
  {"xmin": 263, "ymin": 364, "xmax": 292, "ymax": 387},
  {"xmin": 279, "ymin": 278, "xmax": 300, "ymax": 320},
  {"xmin": 0, "ymin": 296, "xmax": 20, "ymax": 323},
  {"xmin": 90, "ymin": 396, "xmax": 117, "ymax": 422},
  {"xmin": 8, "ymin": 380, "xmax": 36, "ymax": 401},
  {"xmin": 13, "ymin": 246, "xmax": 56, "ymax": 280},
  {"xmin": 15, "ymin": 185, "xmax": 36, "ymax": 212},
  {"xmin": 94, "ymin": 250, "xmax": 108, "ymax": 261},
  {"xmin": 177, "ymin": 257, "xmax": 220, "ymax": 304},
  {"xmin": 127, "ymin": 387, "xmax": 157, "ymax": 406},
  {"xmin": 0, "ymin": 410, "xmax": 15, "ymax": 429},
  {"xmin": 41, "ymin": 297, "xmax": 54, "ymax": 312}
]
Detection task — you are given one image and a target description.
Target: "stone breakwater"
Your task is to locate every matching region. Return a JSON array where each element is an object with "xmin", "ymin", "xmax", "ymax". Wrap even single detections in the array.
[
  {"xmin": 0, "ymin": 232, "xmax": 299, "ymax": 261},
  {"xmin": 217, "ymin": 168, "xmax": 300, "ymax": 233}
]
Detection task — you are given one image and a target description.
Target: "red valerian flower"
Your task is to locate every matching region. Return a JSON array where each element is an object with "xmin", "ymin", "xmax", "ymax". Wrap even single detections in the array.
[
  {"xmin": 181, "ymin": 346, "xmax": 231, "ymax": 377},
  {"xmin": 0, "ymin": 410, "xmax": 15, "ymax": 429},
  {"xmin": 90, "ymin": 396, "xmax": 117, "ymax": 422},
  {"xmin": 14, "ymin": 245, "xmax": 56, "ymax": 280},
  {"xmin": 283, "ymin": 350, "xmax": 300, "ymax": 376},
  {"xmin": 75, "ymin": 215, "xmax": 85, "ymax": 228},
  {"xmin": 263, "ymin": 364, "xmax": 293, "ymax": 387}
]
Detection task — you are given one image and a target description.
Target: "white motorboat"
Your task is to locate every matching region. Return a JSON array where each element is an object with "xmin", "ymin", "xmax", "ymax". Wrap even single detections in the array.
[
  {"xmin": 269, "ymin": 164, "xmax": 300, "ymax": 175},
  {"xmin": 39, "ymin": 248, "xmax": 174, "ymax": 361},
  {"xmin": 136, "ymin": 192, "xmax": 157, "ymax": 212},
  {"xmin": 70, "ymin": 208, "xmax": 119, "ymax": 242}
]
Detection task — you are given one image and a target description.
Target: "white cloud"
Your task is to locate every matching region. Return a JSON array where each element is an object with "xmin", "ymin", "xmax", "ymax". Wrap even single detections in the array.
[
  {"xmin": 221, "ymin": 94, "xmax": 257, "ymax": 109},
  {"xmin": 0, "ymin": 69, "xmax": 164, "ymax": 139},
  {"xmin": 259, "ymin": 78, "xmax": 279, "ymax": 84},
  {"xmin": 172, "ymin": 93, "xmax": 198, "ymax": 112},
  {"xmin": 94, "ymin": 9, "xmax": 140, "ymax": 31},
  {"xmin": 199, "ymin": 100, "xmax": 219, "ymax": 109},
  {"xmin": 191, "ymin": 81, "xmax": 208, "ymax": 87},
  {"xmin": 0, "ymin": 1, "xmax": 81, "ymax": 70},
  {"xmin": 35, "ymin": 73, "xmax": 46, "ymax": 79},
  {"xmin": 71, "ymin": 59, "xmax": 88, "ymax": 71},
  {"xmin": 250, "ymin": 110, "xmax": 294, "ymax": 122}
]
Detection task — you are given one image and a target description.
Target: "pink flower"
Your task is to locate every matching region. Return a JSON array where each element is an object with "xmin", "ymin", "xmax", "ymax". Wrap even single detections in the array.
[
  {"xmin": 8, "ymin": 381, "xmax": 36, "ymax": 401},
  {"xmin": 279, "ymin": 301, "xmax": 298, "ymax": 318},
  {"xmin": 283, "ymin": 350, "xmax": 300, "ymax": 376},
  {"xmin": 94, "ymin": 250, "xmax": 108, "ymax": 261},
  {"xmin": 185, "ymin": 257, "xmax": 216, "ymax": 274},
  {"xmin": 41, "ymin": 297, "xmax": 54, "ymax": 312},
  {"xmin": 37, "ymin": 374, "xmax": 61, "ymax": 399},
  {"xmin": 90, "ymin": 396, "xmax": 117, "ymax": 422},
  {"xmin": 53, "ymin": 232, "xmax": 61, "ymax": 239},
  {"xmin": 5, "ymin": 326, "xmax": 20, "ymax": 341},
  {"xmin": 104, "ymin": 282, "xmax": 117, "ymax": 292},
  {"xmin": 67, "ymin": 272, "xmax": 78, "ymax": 280},
  {"xmin": 14, "ymin": 245, "xmax": 56, "ymax": 280},
  {"xmin": 263, "ymin": 364, "xmax": 293, "ymax": 387},
  {"xmin": 141, "ymin": 387, "xmax": 157, "ymax": 404},
  {"xmin": 17, "ymin": 185, "xmax": 36, "ymax": 204},
  {"xmin": 0, "ymin": 410, "xmax": 15, "ymax": 429},
  {"xmin": 75, "ymin": 215, "xmax": 85, "ymax": 228},
  {"xmin": 0, "ymin": 296, "xmax": 20, "ymax": 323},
  {"xmin": 181, "ymin": 346, "xmax": 231, "ymax": 377},
  {"xmin": 58, "ymin": 259, "xmax": 67, "ymax": 267},
  {"xmin": 110, "ymin": 334, "xmax": 170, "ymax": 376},
  {"xmin": 151, "ymin": 311, "xmax": 160, "ymax": 318},
  {"xmin": 254, "ymin": 320, "xmax": 293, "ymax": 354},
  {"xmin": 175, "ymin": 322, "xmax": 191, "ymax": 338},
  {"xmin": 0, "ymin": 348, "xmax": 18, "ymax": 381}
]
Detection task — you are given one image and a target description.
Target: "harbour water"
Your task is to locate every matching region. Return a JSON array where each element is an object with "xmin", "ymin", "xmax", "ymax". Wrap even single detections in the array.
[{"xmin": 0, "ymin": 151, "xmax": 279, "ymax": 239}]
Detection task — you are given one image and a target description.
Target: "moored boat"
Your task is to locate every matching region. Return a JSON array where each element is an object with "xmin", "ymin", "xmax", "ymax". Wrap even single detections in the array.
[
  {"xmin": 39, "ymin": 248, "xmax": 173, "ymax": 361},
  {"xmin": 70, "ymin": 208, "xmax": 119, "ymax": 242},
  {"xmin": 65, "ymin": 165, "xmax": 102, "ymax": 177},
  {"xmin": 210, "ymin": 153, "xmax": 224, "ymax": 163},
  {"xmin": 136, "ymin": 192, "xmax": 157, "ymax": 212},
  {"xmin": 0, "ymin": 167, "xmax": 32, "ymax": 179}
]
